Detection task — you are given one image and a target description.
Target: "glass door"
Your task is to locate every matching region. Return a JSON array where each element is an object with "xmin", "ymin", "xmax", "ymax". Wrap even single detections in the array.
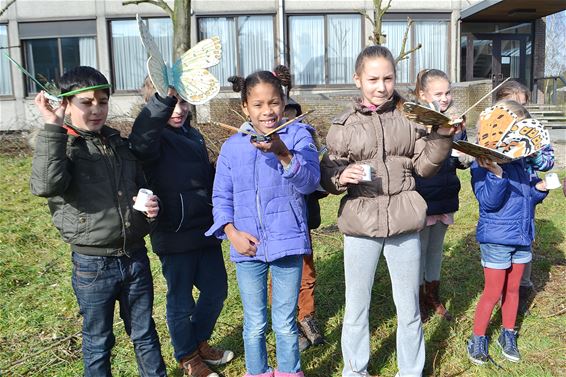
[{"xmin": 465, "ymin": 33, "xmax": 528, "ymax": 86}]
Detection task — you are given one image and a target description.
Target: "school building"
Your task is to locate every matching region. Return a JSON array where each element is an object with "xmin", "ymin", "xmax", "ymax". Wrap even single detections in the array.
[{"xmin": 0, "ymin": 0, "xmax": 565, "ymax": 131}]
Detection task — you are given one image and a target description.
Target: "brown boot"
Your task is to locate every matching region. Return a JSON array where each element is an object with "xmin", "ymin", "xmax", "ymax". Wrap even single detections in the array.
[
  {"xmin": 419, "ymin": 284, "xmax": 431, "ymax": 323},
  {"xmin": 179, "ymin": 351, "xmax": 219, "ymax": 377},
  {"xmin": 425, "ymin": 280, "xmax": 452, "ymax": 321},
  {"xmin": 198, "ymin": 340, "xmax": 234, "ymax": 366}
]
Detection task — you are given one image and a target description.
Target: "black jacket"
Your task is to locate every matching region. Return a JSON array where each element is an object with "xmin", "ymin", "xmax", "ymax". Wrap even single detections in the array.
[
  {"xmin": 129, "ymin": 94, "xmax": 220, "ymax": 254},
  {"xmin": 30, "ymin": 124, "xmax": 150, "ymax": 256}
]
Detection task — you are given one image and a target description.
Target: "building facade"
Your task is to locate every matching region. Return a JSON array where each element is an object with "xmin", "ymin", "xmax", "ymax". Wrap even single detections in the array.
[{"xmin": 0, "ymin": 0, "xmax": 564, "ymax": 130}]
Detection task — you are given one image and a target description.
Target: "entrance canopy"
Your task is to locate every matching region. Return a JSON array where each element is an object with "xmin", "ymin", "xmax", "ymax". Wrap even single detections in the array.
[{"xmin": 461, "ymin": 0, "xmax": 566, "ymax": 22}]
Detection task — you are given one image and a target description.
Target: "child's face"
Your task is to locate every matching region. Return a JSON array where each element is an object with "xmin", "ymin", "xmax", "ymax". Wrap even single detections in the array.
[
  {"xmin": 65, "ymin": 90, "xmax": 109, "ymax": 132},
  {"xmin": 419, "ymin": 78, "xmax": 452, "ymax": 112},
  {"xmin": 354, "ymin": 56, "xmax": 395, "ymax": 107},
  {"xmin": 242, "ymin": 82, "xmax": 284, "ymax": 135},
  {"xmin": 168, "ymin": 94, "xmax": 190, "ymax": 128}
]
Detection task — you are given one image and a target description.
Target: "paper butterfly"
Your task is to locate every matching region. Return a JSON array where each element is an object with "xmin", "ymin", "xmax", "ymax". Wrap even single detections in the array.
[
  {"xmin": 137, "ymin": 15, "xmax": 221, "ymax": 105},
  {"xmin": 453, "ymin": 105, "xmax": 550, "ymax": 164},
  {"xmin": 403, "ymin": 102, "xmax": 462, "ymax": 129},
  {"xmin": 452, "ymin": 141, "xmax": 513, "ymax": 164}
]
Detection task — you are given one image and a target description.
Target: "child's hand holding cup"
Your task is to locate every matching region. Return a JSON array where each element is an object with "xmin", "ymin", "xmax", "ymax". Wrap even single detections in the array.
[
  {"xmin": 543, "ymin": 172, "xmax": 562, "ymax": 190},
  {"xmin": 360, "ymin": 164, "xmax": 372, "ymax": 182},
  {"xmin": 133, "ymin": 188, "xmax": 159, "ymax": 217}
]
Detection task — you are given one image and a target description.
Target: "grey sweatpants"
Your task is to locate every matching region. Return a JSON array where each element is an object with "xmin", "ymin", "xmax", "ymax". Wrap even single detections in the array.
[
  {"xmin": 419, "ymin": 222, "xmax": 449, "ymax": 283},
  {"xmin": 341, "ymin": 233, "xmax": 424, "ymax": 377}
]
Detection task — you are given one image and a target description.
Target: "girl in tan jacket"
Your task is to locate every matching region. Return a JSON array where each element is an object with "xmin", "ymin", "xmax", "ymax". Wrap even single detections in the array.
[{"xmin": 320, "ymin": 46, "xmax": 457, "ymax": 377}]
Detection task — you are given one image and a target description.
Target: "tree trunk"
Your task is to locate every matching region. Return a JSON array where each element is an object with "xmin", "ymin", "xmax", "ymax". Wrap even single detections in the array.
[{"xmin": 172, "ymin": 0, "xmax": 191, "ymax": 60}]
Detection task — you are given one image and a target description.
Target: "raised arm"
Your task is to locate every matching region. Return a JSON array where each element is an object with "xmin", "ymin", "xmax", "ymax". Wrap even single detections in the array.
[{"xmin": 129, "ymin": 94, "xmax": 176, "ymax": 161}]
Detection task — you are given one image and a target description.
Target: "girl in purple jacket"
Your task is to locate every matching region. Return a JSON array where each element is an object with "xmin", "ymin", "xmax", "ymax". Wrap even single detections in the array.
[{"xmin": 206, "ymin": 65, "xmax": 320, "ymax": 377}]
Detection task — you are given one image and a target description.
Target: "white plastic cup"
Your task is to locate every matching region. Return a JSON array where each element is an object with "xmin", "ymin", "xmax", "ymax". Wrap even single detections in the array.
[
  {"xmin": 544, "ymin": 173, "xmax": 562, "ymax": 190},
  {"xmin": 360, "ymin": 164, "xmax": 372, "ymax": 182},
  {"xmin": 133, "ymin": 188, "xmax": 153, "ymax": 212}
]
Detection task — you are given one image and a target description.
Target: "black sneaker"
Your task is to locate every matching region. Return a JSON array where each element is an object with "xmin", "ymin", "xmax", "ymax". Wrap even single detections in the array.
[
  {"xmin": 467, "ymin": 334, "xmax": 490, "ymax": 365},
  {"xmin": 497, "ymin": 328, "xmax": 521, "ymax": 362},
  {"xmin": 298, "ymin": 328, "xmax": 311, "ymax": 352},
  {"xmin": 298, "ymin": 315, "xmax": 324, "ymax": 346}
]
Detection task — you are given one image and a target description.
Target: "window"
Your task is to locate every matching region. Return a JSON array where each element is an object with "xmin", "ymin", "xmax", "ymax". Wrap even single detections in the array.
[
  {"xmin": 0, "ymin": 24, "xmax": 12, "ymax": 95},
  {"xmin": 383, "ymin": 18, "xmax": 449, "ymax": 83},
  {"xmin": 19, "ymin": 21, "xmax": 97, "ymax": 94},
  {"xmin": 199, "ymin": 15, "xmax": 275, "ymax": 86},
  {"xmin": 289, "ymin": 14, "xmax": 362, "ymax": 86},
  {"xmin": 111, "ymin": 18, "xmax": 172, "ymax": 91}
]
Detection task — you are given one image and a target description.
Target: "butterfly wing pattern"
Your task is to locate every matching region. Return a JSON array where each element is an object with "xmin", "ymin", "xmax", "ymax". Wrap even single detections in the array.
[
  {"xmin": 477, "ymin": 105, "xmax": 517, "ymax": 149},
  {"xmin": 177, "ymin": 37, "xmax": 222, "ymax": 105},
  {"xmin": 137, "ymin": 15, "xmax": 221, "ymax": 104},
  {"xmin": 454, "ymin": 105, "xmax": 551, "ymax": 163},
  {"xmin": 137, "ymin": 15, "xmax": 169, "ymax": 97},
  {"xmin": 496, "ymin": 118, "xmax": 550, "ymax": 158},
  {"xmin": 403, "ymin": 102, "xmax": 452, "ymax": 128}
]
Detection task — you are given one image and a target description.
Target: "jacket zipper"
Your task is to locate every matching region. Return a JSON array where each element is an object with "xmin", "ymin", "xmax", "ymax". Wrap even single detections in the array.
[
  {"xmin": 175, "ymin": 193, "xmax": 185, "ymax": 233},
  {"xmin": 100, "ymin": 139, "xmax": 129, "ymax": 257},
  {"xmin": 254, "ymin": 149, "xmax": 268, "ymax": 262}
]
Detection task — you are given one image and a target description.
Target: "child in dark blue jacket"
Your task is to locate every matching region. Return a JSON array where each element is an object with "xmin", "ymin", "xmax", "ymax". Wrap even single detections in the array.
[
  {"xmin": 129, "ymin": 79, "xmax": 232, "ymax": 376},
  {"xmin": 206, "ymin": 66, "xmax": 320, "ymax": 377},
  {"xmin": 413, "ymin": 69, "xmax": 473, "ymax": 322},
  {"xmin": 467, "ymin": 101, "xmax": 549, "ymax": 366}
]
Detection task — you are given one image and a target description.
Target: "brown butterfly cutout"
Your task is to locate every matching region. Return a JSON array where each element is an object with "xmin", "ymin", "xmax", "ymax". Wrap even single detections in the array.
[{"xmin": 403, "ymin": 102, "xmax": 462, "ymax": 129}]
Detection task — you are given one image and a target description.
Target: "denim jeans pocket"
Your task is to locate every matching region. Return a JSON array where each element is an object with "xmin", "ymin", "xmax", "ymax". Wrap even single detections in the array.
[{"xmin": 72, "ymin": 252, "xmax": 104, "ymax": 288}]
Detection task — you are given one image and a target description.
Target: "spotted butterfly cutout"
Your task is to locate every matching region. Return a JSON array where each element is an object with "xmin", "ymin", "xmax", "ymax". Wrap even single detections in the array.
[{"xmin": 453, "ymin": 106, "xmax": 550, "ymax": 163}]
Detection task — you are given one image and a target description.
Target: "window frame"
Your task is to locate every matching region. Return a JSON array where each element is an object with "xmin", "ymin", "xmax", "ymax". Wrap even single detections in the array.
[
  {"xmin": 108, "ymin": 16, "xmax": 174, "ymax": 95},
  {"xmin": 382, "ymin": 13, "xmax": 451, "ymax": 84},
  {"xmin": 286, "ymin": 12, "xmax": 365, "ymax": 89},
  {"xmin": 196, "ymin": 13, "xmax": 277, "ymax": 89},
  {"xmin": 0, "ymin": 23, "xmax": 14, "ymax": 99},
  {"xmin": 19, "ymin": 20, "xmax": 98, "ymax": 97}
]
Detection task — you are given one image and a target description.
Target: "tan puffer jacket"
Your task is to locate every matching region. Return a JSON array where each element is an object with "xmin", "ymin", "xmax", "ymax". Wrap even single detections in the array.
[{"xmin": 320, "ymin": 94, "xmax": 452, "ymax": 238}]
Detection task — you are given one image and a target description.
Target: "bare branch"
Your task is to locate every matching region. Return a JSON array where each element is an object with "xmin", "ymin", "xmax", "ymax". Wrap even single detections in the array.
[
  {"xmin": 396, "ymin": 44, "xmax": 422, "ymax": 63},
  {"xmin": 359, "ymin": 9, "xmax": 375, "ymax": 26},
  {"xmin": 0, "ymin": 0, "xmax": 16, "ymax": 18},
  {"xmin": 122, "ymin": 0, "xmax": 173, "ymax": 18},
  {"xmin": 395, "ymin": 17, "xmax": 422, "ymax": 64}
]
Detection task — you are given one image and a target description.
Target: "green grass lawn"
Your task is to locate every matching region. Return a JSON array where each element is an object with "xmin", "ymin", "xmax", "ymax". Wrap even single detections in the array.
[{"xmin": 1, "ymin": 156, "xmax": 564, "ymax": 377}]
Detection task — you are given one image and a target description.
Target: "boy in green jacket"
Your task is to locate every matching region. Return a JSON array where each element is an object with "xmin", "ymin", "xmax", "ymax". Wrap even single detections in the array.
[{"xmin": 30, "ymin": 66, "xmax": 166, "ymax": 377}]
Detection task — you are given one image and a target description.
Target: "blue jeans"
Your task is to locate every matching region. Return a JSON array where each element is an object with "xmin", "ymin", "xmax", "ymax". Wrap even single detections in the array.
[
  {"xmin": 71, "ymin": 250, "xmax": 166, "ymax": 377},
  {"xmin": 236, "ymin": 255, "xmax": 303, "ymax": 375},
  {"xmin": 159, "ymin": 246, "xmax": 228, "ymax": 361},
  {"xmin": 480, "ymin": 243, "xmax": 532, "ymax": 269}
]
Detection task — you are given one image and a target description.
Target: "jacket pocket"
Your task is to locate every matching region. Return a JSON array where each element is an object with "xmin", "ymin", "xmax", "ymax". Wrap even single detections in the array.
[
  {"xmin": 73, "ymin": 149, "xmax": 106, "ymax": 183},
  {"xmin": 264, "ymin": 197, "xmax": 303, "ymax": 240}
]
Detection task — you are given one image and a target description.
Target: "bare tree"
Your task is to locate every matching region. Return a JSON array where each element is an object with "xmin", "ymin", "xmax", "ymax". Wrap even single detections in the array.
[
  {"xmin": 360, "ymin": 0, "xmax": 422, "ymax": 63},
  {"xmin": 0, "ymin": 0, "xmax": 16, "ymax": 18},
  {"xmin": 122, "ymin": 0, "xmax": 191, "ymax": 60}
]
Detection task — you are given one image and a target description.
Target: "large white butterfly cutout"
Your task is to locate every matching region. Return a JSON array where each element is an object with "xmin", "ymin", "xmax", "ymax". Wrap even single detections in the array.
[{"xmin": 137, "ymin": 15, "xmax": 221, "ymax": 105}]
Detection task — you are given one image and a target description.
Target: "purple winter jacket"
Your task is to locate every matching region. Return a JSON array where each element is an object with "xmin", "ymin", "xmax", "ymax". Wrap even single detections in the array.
[{"xmin": 205, "ymin": 122, "xmax": 321, "ymax": 262}]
